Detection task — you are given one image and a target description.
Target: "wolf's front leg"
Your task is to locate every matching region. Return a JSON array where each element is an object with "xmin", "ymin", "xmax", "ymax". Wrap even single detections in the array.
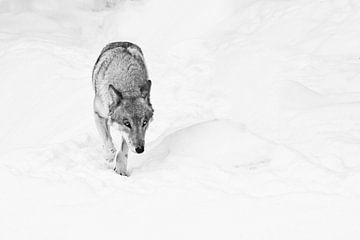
[
  {"xmin": 94, "ymin": 111, "xmax": 116, "ymax": 162},
  {"xmin": 114, "ymin": 138, "xmax": 129, "ymax": 176}
]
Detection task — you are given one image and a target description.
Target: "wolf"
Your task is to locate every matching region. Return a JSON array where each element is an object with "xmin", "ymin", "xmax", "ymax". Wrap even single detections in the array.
[{"xmin": 92, "ymin": 42, "xmax": 154, "ymax": 176}]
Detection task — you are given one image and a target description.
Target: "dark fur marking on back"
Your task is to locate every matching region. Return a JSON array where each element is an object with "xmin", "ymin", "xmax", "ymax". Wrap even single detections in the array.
[{"xmin": 94, "ymin": 42, "xmax": 143, "ymax": 67}]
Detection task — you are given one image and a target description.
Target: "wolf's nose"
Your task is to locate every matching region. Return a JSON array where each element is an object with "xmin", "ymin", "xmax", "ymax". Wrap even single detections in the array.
[{"xmin": 135, "ymin": 146, "xmax": 144, "ymax": 154}]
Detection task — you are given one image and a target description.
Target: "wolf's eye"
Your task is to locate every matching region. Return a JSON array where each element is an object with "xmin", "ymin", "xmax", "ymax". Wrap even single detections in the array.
[
  {"xmin": 142, "ymin": 120, "xmax": 148, "ymax": 127},
  {"xmin": 123, "ymin": 120, "xmax": 131, "ymax": 128}
]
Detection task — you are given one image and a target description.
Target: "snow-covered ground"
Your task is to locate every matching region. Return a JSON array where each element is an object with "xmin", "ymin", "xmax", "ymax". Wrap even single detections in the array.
[{"xmin": 1, "ymin": 0, "xmax": 360, "ymax": 239}]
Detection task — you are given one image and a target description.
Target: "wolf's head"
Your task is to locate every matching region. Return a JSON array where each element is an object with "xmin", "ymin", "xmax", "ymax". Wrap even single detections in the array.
[{"xmin": 108, "ymin": 80, "xmax": 154, "ymax": 153}]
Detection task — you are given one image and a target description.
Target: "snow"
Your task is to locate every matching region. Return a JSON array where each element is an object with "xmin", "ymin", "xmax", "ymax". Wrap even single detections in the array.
[{"xmin": 0, "ymin": 0, "xmax": 360, "ymax": 239}]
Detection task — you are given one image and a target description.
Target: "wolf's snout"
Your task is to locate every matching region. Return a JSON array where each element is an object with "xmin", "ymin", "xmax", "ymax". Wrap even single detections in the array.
[{"xmin": 135, "ymin": 146, "xmax": 144, "ymax": 154}]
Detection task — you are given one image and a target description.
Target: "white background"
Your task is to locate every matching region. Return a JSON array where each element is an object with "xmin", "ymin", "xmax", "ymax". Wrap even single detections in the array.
[{"xmin": 0, "ymin": 0, "xmax": 360, "ymax": 239}]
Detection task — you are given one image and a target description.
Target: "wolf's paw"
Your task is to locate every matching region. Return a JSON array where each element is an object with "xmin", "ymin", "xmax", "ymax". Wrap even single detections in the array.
[{"xmin": 114, "ymin": 166, "xmax": 128, "ymax": 177}]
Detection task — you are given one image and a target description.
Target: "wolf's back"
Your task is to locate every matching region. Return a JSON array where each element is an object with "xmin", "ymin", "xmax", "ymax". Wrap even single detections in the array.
[
  {"xmin": 92, "ymin": 42, "xmax": 148, "ymax": 112},
  {"xmin": 93, "ymin": 42, "xmax": 144, "ymax": 69}
]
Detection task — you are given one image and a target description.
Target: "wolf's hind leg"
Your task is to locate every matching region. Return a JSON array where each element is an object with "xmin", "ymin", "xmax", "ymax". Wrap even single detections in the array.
[
  {"xmin": 114, "ymin": 138, "xmax": 128, "ymax": 176},
  {"xmin": 94, "ymin": 111, "xmax": 116, "ymax": 162}
]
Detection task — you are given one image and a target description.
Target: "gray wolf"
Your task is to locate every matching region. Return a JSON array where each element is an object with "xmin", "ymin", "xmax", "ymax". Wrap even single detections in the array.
[{"xmin": 92, "ymin": 42, "xmax": 154, "ymax": 176}]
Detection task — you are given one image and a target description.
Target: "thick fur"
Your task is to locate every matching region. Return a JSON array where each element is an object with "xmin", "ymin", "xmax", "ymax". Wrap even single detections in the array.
[{"xmin": 92, "ymin": 42, "xmax": 154, "ymax": 176}]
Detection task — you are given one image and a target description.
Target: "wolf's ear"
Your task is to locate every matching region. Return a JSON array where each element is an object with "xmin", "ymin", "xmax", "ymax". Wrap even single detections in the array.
[
  {"xmin": 140, "ymin": 80, "xmax": 152, "ymax": 99},
  {"xmin": 109, "ymin": 84, "xmax": 123, "ymax": 108}
]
